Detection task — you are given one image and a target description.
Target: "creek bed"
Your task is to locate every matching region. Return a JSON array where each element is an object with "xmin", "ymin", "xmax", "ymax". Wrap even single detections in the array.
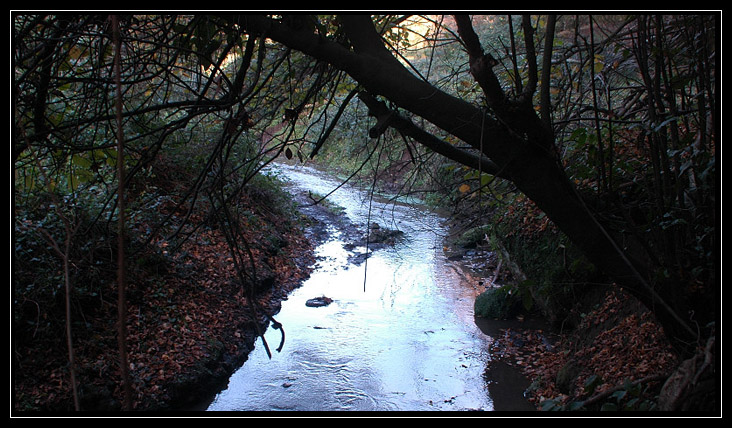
[{"xmin": 205, "ymin": 163, "xmax": 535, "ymax": 412}]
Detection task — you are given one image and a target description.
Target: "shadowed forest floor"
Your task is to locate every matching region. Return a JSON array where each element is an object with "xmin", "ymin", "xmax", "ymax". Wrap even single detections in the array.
[
  {"xmin": 10, "ymin": 161, "xmax": 699, "ymax": 414},
  {"xmin": 482, "ymin": 288, "xmax": 680, "ymax": 411},
  {"xmin": 13, "ymin": 164, "xmax": 318, "ymax": 412}
]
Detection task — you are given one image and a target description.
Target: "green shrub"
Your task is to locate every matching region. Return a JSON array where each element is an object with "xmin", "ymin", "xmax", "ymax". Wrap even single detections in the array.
[{"xmin": 485, "ymin": 200, "xmax": 602, "ymax": 328}]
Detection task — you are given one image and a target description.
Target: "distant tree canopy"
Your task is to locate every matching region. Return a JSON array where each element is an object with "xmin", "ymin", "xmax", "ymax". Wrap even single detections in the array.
[{"xmin": 13, "ymin": 14, "xmax": 717, "ymax": 357}]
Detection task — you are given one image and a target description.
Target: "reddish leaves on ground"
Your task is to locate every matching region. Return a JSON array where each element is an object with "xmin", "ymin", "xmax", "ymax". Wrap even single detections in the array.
[
  {"xmin": 13, "ymin": 187, "xmax": 315, "ymax": 412},
  {"xmin": 120, "ymin": 224, "xmax": 314, "ymax": 410},
  {"xmin": 488, "ymin": 290, "xmax": 679, "ymax": 410}
]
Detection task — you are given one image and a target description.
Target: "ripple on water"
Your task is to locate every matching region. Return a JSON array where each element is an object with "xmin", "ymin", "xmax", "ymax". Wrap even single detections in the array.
[{"xmin": 206, "ymin": 163, "xmax": 532, "ymax": 412}]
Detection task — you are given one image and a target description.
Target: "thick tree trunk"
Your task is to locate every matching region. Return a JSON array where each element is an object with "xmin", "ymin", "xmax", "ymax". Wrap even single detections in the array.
[
  {"xmin": 509, "ymin": 149, "xmax": 698, "ymax": 356},
  {"xmin": 237, "ymin": 14, "xmax": 700, "ymax": 356}
]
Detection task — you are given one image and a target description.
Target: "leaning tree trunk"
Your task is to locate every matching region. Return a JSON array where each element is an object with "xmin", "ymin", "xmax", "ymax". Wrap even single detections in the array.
[{"xmin": 236, "ymin": 14, "xmax": 703, "ymax": 357}]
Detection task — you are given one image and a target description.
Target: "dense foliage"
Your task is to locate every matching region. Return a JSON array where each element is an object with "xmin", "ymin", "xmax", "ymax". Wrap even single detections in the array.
[{"xmin": 12, "ymin": 13, "xmax": 717, "ymax": 412}]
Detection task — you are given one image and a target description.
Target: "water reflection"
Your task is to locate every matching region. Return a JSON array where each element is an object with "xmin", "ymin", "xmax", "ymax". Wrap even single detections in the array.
[{"xmin": 207, "ymin": 163, "xmax": 496, "ymax": 412}]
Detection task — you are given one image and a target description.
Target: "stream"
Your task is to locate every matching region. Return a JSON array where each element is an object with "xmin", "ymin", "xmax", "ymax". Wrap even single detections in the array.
[{"xmin": 205, "ymin": 163, "xmax": 536, "ymax": 412}]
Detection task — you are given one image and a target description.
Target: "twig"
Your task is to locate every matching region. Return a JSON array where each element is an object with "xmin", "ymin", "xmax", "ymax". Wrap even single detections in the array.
[{"xmin": 490, "ymin": 258, "xmax": 503, "ymax": 286}]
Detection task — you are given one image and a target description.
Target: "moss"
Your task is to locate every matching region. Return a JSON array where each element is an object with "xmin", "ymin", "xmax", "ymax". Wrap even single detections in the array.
[
  {"xmin": 474, "ymin": 287, "xmax": 516, "ymax": 319},
  {"xmin": 488, "ymin": 212, "xmax": 603, "ymax": 329},
  {"xmin": 455, "ymin": 224, "xmax": 492, "ymax": 249}
]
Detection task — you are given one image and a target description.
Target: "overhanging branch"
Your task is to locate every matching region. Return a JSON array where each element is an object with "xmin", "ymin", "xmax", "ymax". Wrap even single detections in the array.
[
  {"xmin": 309, "ymin": 87, "xmax": 359, "ymax": 159},
  {"xmin": 453, "ymin": 15, "xmax": 507, "ymax": 112},
  {"xmin": 358, "ymin": 91, "xmax": 501, "ymax": 177}
]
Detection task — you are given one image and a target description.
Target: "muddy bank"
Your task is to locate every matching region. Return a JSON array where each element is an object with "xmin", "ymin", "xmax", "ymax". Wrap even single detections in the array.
[
  {"xmin": 12, "ymin": 172, "xmax": 318, "ymax": 413},
  {"xmin": 441, "ymin": 219, "xmax": 553, "ymax": 412},
  {"xmin": 456, "ymin": 233, "xmax": 682, "ymax": 412}
]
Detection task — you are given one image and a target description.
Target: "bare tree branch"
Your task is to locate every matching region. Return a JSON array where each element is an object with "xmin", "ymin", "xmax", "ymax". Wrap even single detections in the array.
[{"xmin": 540, "ymin": 15, "xmax": 557, "ymax": 129}]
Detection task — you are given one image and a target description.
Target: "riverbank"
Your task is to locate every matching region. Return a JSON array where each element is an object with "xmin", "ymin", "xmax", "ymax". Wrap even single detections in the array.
[
  {"xmin": 451, "ymin": 245, "xmax": 682, "ymax": 411},
  {"xmin": 442, "ymin": 218, "xmax": 682, "ymax": 412},
  {"xmin": 13, "ymin": 168, "xmax": 319, "ymax": 413},
  {"xmin": 13, "ymin": 158, "xmax": 688, "ymax": 414},
  {"xmin": 14, "ymin": 159, "xmax": 424, "ymax": 413}
]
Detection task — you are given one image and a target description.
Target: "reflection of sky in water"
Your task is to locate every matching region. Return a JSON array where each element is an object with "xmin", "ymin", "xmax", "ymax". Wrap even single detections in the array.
[{"xmin": 207, "ymin": 164, "xmax": 493, "ymax": 412}]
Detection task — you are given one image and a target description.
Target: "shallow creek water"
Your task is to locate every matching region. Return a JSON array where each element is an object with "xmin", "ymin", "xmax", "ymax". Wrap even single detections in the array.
[{"xmin": 205, "ymin": 163, "xmax": 535, "ymax": 412}]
